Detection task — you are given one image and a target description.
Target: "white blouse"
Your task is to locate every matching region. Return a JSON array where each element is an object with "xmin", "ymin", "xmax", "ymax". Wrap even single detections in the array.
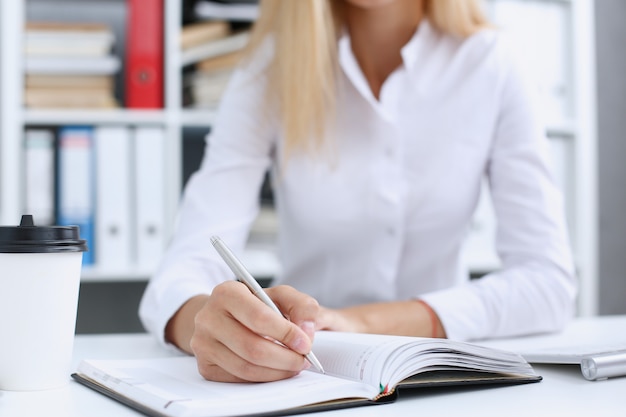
[{"xmin": 139, "ymin": 20, "xmax": 577, "ymax": 343}]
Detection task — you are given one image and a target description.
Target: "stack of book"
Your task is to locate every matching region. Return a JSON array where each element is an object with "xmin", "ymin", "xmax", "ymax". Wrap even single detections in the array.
[
  {"xmin": 181, "ymin": 19, "xmax": 248, "ymax": 109},
  {"xmin": 23, "ymin": 22, "xmax": 120, "ymax": 109}
]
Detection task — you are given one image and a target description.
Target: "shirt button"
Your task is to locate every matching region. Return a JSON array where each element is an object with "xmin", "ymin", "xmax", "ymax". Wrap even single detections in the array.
[
  {"xmin": 387, "ymin": 227, "xmax": 395, "ymax": 236},
  {"xmin": 385, "ymin": 148, "xmax": 393, "ymax": 158}
]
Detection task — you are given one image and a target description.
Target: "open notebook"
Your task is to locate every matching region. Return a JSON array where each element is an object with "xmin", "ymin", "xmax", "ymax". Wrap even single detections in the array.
[{"xmin": 72, "ymin": 331, "xmax": 541, "ymax": 417}]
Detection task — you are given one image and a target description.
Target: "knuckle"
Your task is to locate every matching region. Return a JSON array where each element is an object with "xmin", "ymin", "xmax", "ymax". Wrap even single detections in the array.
[
  {"xmin": 210, "ymin": 282, "xmax": 227, "ymax": 297},
  {"xmin": 211, "ymin": 281, "xmax": 238, "ymax": 299},
  {"xmin": 233, "ymin": 360, "xmax": 257, "ymax": 380},
  {"xmin": 249, "ymin": 306, "xmax": 278, "ymax": 329},
  {"xmin": 267, "ymin": 285, "xmax": 292, "ymax": 298},
  {"xmin": 241, "ymin": 342, "xmax": 267, "ymax": 364},
  {"xmin": 195, "ymin": 350, "xmax": 221, "ymax": 380},
  {"xmin": 189, "ymin": 335, "xmax": 200, "ymax": 354},
  {"xmin": 192, "ymin": 314, "xmax": 216, "ymax": 342},
  {"xmin": 196, "ymin": 360, "xmax": 215, "ymax": 380},
  {"xmin": 189, "ymin": 334, "xmax": 209, "ymax": 358},
  {"xmin": 274, "ymin": 284, "xmax": 291, "ymax": 292},
  {"xmin": 302, "ymin": 296, "xmax": 320, "ymax": 312},
  {"xmin": 280, "ymin": 323, "xmax": 299, "ymax": 345}
]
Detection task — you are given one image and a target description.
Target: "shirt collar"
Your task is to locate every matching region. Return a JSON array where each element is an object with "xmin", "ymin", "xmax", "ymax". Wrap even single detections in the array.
[
  {"xmin": 338, "ymin": 30, "xmax": 378, "ymax": 111},
  {"xmin": 400, "ymin": 18, "xmax": 435, "ymax": 72},
  {"xmin": 338, "ymin": 19, "xmax": 436, "ymax": 112}
]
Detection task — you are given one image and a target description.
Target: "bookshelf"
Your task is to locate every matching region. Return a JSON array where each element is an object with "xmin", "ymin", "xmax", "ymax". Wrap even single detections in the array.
[
  {"xmin": 0, "ymin": 0, "xmax": 259, "ymax": 284},
  {"xmin": 0, "ymin": 0, "xmax": 598, "ymax": 316}
]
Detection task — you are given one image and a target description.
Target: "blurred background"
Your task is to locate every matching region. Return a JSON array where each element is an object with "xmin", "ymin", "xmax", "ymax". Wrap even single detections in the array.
[{"xmin": 0, "ymin": 0, "xmax": 623, "ymax": 334}]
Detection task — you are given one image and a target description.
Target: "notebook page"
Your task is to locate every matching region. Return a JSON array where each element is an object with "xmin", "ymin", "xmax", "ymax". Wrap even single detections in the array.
[
  {"xmin": 77, "ymin": 356, "xmax": 377, "ymax": 417},
  {"xmin": 312, "ymin": 332, "xmax": 535, "ymax": 390},
  {"xmin": 313, "ymin": 332, "xmax": 423, "ymax": 390}
]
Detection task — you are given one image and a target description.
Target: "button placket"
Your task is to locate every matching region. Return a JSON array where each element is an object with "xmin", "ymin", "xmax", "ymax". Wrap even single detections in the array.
[{"xmin": 374, "ymin": 121, "xmax": 406, "ymax": 286}]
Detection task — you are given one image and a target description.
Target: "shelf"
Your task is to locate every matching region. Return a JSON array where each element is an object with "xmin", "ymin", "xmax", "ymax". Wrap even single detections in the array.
[
  {"xmin": 546, "ymin": 120, "xmax": 577, "ymax": 137},
  {"xmin": 23, "ymin": 109, "xmax": 168, "ymax": 126},
  {"xmin": 80, "ymin": 246, "xmax": 281, "ymax": 282},
  {"xmin": 180, "ymin": 108, "xmax": 217, "ymax": 127},
  {"xmin": 81, "ymin": 267, "xmax": 152, "ymax": 283},
  {"xmin": 22, "ymin": 109, "xmax": 578, "ymax": 136}
]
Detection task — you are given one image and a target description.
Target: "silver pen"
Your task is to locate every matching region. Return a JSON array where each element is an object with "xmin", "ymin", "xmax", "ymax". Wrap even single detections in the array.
[{"xmin": 210, "ymin": 235, "xmax": 325, "ymax": 374}]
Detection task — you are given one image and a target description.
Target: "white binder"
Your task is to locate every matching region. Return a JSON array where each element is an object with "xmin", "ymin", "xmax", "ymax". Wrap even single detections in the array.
[
  {"xmin": 133, "ymin": 126, "xmax": 166, "ymax": 272},
  {"xmin": 57, "ymin": 126, "xmax": 95, "ymax": 265},
  {"xmin": 24, "ymin": 129, "xmax": 55, "ymax": 226},
  {"xmin": 95, "ymin": 126, "xmax": 132, "ymax": 271}
]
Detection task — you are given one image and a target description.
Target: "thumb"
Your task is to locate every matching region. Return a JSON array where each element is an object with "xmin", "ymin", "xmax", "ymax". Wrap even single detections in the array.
[
  {"xmin": 298, "ymin": 320, "xmax": 316, "ymax": 341},
  {"xmin": 266, "ymin": 285, "xmax": 320, "ymax": 341}
]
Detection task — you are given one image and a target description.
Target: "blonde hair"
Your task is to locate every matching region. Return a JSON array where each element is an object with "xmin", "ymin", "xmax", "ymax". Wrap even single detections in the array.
[{"xmin": 246, "ymin": 0, "xmax": 490, "ymax": 158}]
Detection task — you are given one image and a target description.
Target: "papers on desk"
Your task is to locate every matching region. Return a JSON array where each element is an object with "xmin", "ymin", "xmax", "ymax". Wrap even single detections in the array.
[
  {"xmin": 520, "ymin": 344, "xmax": 626, "ymax": 381},
  {"xmin": 473, "ymin": 316, "xmax": 626, "ymax": 382}
]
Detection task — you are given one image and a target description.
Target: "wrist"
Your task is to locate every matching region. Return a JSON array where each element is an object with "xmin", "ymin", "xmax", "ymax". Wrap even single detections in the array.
[
  {"xmin": 165, "ymin": 294, "xmax": 210, "ymax": 353},
  {"xmin": 416, "ymin": 299, "xmax": 446, "ymax": 338}
]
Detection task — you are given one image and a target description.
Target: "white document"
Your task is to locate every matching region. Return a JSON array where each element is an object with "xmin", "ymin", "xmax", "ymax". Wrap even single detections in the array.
[
  {"xmin": 95, "ymin": 126, "xmax": 132, "ymax": 271},
  {"xmin": 24, "ymin": 129, "xmax": 55, "ymax": 225},
  {"xmin": 521, "ymin": 344, "xmax": 626, "ymax": 381},
  {"xmin": 133, "ymin": 126, "xmax": 166, "ymax": 272},
  {"xmin": 521, "ymin": 343, "xmax": 626, "ymax": 365},
  {"xmin": 476, "ymin": 317, "xmax": 626, "ymax": 381}
]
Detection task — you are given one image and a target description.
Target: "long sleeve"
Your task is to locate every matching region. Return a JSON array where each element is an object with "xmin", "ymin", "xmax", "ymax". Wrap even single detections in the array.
[
  {"xmin": 420, "ymin": 42, "xmax": 577, "ymax": 341},
  {"xmin": 138, "ymin": 51, "xmax": 277, "ymax": 344}
]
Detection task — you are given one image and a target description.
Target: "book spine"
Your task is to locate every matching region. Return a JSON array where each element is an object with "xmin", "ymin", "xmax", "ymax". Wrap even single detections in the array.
[
  {"xmin": 180, "ymin": 31, "xmax": 249, "ymax": 67},
  {"xmin": 95, "ymin": 126, "xmax": 132, "ymax": 271},
  {"xmin": 133, "ymin": 126, "xmax": 166, "ymax": 271},
  {"xmin": 24, "ymin": 56, "xmax": 121, "ymax": 76},
  {"xmin": 125, "ymin": 0, "xmax": 164, "ymax": 108},
  {"xmin": 194, "ymin": 0, "xmax": 260, "ymax": 21}
]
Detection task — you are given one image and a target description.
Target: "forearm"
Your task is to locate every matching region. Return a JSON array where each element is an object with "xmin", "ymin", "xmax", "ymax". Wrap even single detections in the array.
[
  {"xmin": 325, "ymin": 300, "xmax": 446, "ymax": 338},
  {"xmin": 421, "ymin": 263, "xmax": 576, "ymax": 341},
  {"xmin": 165, "ymin": 294, "xmax": 210, "ymax": 354}
]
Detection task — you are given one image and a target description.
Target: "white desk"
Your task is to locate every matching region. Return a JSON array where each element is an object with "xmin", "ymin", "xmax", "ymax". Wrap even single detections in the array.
[{"xmin": 2, "ymin": 316, "xmax": 625, "ymax": 417}]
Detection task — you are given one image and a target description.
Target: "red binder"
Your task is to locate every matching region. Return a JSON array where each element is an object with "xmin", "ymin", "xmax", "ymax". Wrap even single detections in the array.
[{"xmin": 125, "ymin": 0, "xmax": 163, "ymax": 108}]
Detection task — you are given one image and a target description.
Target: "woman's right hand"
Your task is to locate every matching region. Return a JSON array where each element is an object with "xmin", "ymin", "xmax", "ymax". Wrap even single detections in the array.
[{"xmin": 165, "ymin": 282, "xmax": 320, "ymax": 383}]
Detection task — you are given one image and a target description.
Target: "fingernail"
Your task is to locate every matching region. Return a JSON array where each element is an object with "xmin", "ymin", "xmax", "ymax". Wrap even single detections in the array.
[
  {"xmin": 291, "ymin": 337, "xmax": 309, "ymax": 354},
  {"xmin": 300, "ymin": 321, "xmax": 315, "ymax": 339},
  {"xmin": 301, "ymin": 360, "xmax": 312, "ymax": 371}
]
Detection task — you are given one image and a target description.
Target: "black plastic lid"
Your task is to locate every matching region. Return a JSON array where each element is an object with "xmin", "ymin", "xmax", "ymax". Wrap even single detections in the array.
[{"xmin": 0, "ymin": 215, "xmax": 88, "ymax": 253}]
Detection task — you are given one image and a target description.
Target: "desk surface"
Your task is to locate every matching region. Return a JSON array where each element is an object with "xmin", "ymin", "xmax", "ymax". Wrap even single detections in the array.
[{"xmin": 2, "ymin": 316, "xmax": 626, "ymax": 417}]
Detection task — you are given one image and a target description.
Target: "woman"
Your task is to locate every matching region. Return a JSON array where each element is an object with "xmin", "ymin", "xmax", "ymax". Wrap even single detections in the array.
[{"xmin": 139, "ymin": 0, "xmax": 577, "ymax": 383}]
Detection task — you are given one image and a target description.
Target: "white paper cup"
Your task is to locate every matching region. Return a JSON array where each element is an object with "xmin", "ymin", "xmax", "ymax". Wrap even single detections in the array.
[{"xmin": 0, "ymin": 215, "xmax": 87, "ymax": 391}]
